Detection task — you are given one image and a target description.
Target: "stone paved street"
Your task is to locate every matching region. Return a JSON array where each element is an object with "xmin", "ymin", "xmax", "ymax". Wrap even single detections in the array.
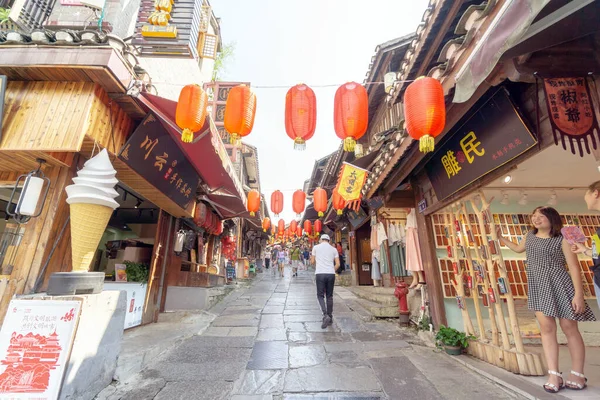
[{"xmin": 99, "ymin": 267, "xmax": 524, "ymax": 400}]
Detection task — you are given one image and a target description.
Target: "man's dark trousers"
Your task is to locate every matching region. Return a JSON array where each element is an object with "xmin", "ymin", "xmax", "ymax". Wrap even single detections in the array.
[{"xmin": 316, "ymin": 273, "xmax": 336, "ymax": 317}]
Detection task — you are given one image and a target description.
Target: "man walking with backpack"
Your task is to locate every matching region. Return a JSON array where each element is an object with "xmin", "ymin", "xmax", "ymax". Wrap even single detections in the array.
[{"xmin": 311, "ymin": 234, "xmax": 340, "ymax": 329}]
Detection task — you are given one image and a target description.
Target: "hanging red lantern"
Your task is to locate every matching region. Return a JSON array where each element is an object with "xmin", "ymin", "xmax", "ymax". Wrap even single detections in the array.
[
  {"xmin": 247, "ymin": 189, "xmax": 261, "ymax": 217},
  {"xmin": 292, "ymin": 190, "xmax": 306, "ymax": 217},
  {"xmin": 290, "ymin": 220, "xmax": 298, "ymax": 235},
  {"xmin": 332, "ymin": 190, "xmax": 346, "ymax": 215},
  {"xmin": 334, "ymin": 82, "xmax": 368, "ymax": 155},
  {"xmin": 296, "ymin": 225, "xmax": 302, "ymax": 237},
  {"xmin": 314, "ymin": 219, "xmax": 322, "ymax": 236},
  {"xmin": 262, "ymin": 217, "xmax": 271, "ymax": 233},
  {"xmin": 271, "ymin": 190, "xmax": 284, "ymax": 217},
  {"xmin": 303, "ymin": 220, "xmax": 312, "ymax": 236},
  {"xmin": 224, "ymin": 84, "xmax": 257, "ymax": 145},
  {"xmin": 285, "ymin": 84, "xmax": 317, "ymax": 150},
  {"xmin": 313, "ymin": 187, "xmax": 328, "ymax": 217},
  {"xmin": 194, "ymin": 202, "xmax": 208, "ymax": 228},
  {"xmin": 404, "ymin": 76, "xmax": 446, "ymax": 153},
  {"xmin": 278, "ymin": 219, "xmax": 285, "ymax": 235},
  {"xmin": 176, "ymin": 84, "xmax": 208, "ymax": 143}
]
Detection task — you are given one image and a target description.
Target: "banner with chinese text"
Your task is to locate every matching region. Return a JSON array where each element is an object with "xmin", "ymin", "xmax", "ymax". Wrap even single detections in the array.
[
  {"xmin": 425, "ymin": 89, "xmax": 537, "ymax": 201},
  {"xmin": 119, "ymin": 113, "xmax": 200, "ymax": 209},
  {"xmin": 543, "ymin": 77, "xmax": 599, "ymax": 156},
  {"xmin": 0, "ymin": 299, "xmax": 82, "ymax": 399},
  {"xmin": 336, "ymin": 162, "xmax": 368, "ymax": 202}
]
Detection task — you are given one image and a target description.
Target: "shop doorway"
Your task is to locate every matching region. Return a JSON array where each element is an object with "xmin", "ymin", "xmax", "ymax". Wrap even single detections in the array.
[{"xmin": 356, "ymin": 224, "xmax": 373, "ymax": 285}]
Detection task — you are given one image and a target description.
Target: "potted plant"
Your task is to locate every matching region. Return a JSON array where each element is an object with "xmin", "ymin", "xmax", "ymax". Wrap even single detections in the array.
[
  {"xmin": 435, "ymin": 325, "xmax": 474, "ymax": 355},
  {"xmin": 123, "ymin": 261, "xmax": 149, "ymax": 284}
]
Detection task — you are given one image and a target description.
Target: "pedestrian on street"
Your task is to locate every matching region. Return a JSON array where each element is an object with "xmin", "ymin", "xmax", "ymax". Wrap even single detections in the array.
[
  {"xmin": 311, "ymin": 234, "xmax": 339, "ymax": 329},
  {"xmin": 302, "ymin": 247, "xmax": 311, "ymax": 269},
  {"xmin": 336, "ymin": 241, "xmax": 345, "ymax": 274},
  {"xmin": 498, "ymin": 206, "xmax": 595, "ymax": 393},
  {"xmin": 277, "ymin": 246, "xmax": 286, "ymax": 277},
  {"xmin": 290, "ymin": 245, "xmax": 301, "ymax": 277},
  {"xmin": 264, "ymin": 247, "xmax": 271, "ymax": 270}
]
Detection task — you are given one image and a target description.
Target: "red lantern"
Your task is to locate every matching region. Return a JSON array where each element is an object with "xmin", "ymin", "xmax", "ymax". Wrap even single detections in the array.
[
  {"xmin": 292, "ymin": 190, "xmax": 306, "ymax": 217},
  {"xmin": 314, "ymin": 219, "xmax": 322, "ymax": 236},
  {"xmin": 296, "ymin": 225, "xmax": 302, "ymax": 237},
  {"xmin": 332, "ymin": 190, "xmax": 346, "ymax": 215},
  {"xmin": 278, "ymin": 219, "xmax": 285, "ymax": 235},
  {"xmin": 334, "ymin": 82, "xmax": 368, "ymax": 154},
  {"xmin": 176, "ymin": 84, "xmax": 208, "ymax": 143},
  {"xmin": 224, "ymin": 84, "xmax": 257, "ymax": 145},
  {"xmin": 285, "ymin": 84, "xmax": 317, "ymax": 150},
  {"xmin": 262, "ymin": 217, "xmax": 271, "ymax": 233},
  {"xmin": 271, "ymin": 190, "xmax": 284, "ymax": 217},
  {"xmin": 290, "ymin": 220, "xmax": 298, "ymax": 235},
  {"xmin": 303, "ymin": 220, "xmax": 312, "ymax": 236},
  {"xmin": 247, "ymin": 189, "xmax": 260, "ymax": 217},
  {"xmin": 194, "ymin": 202, "xmax": 208, "ymax": 228},
  {"xmin": 313, "ymin": 187, "xmax": 328, "ymax": 217},
  {"xmin": 404, "ymin": 76, "xmax": 446, "ymax": 153}
]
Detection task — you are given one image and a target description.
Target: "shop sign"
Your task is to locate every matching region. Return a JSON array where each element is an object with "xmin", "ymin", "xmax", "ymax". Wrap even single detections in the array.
[
  {"xmin": 0, "ymin": 75, "xmax": 6, "ymax": 143},
  {"xmin": 119, "ymin": 113, "xmax": 200, "ymax": 209},
  {"xmin": 142, "ymin": 0, "xmax": 178, "ymax": 38},
  {"xmin": 425, "ymin": 89, "xmax": 537, "ymax": 201},
  {"xmin": 418, "ymin": 199, "xmax": 427, "ymax": 213},
  {"xmin": 104, "ymin": 283, "xmax": 148, "ymax": 329},
  {"xmin": 542, "ymin": 77, "xmax": 599, "ymax": 156},
  {"xmin": 0, "ymin": 299, "xmax": 81, "ymax": 399},
  {"xmin": 347, "ymin": 206, "xmax": 368, "ymax": 229},
  {"xmin": 336, "ymin": 162, "xmax": 369, "ymax": 202}
]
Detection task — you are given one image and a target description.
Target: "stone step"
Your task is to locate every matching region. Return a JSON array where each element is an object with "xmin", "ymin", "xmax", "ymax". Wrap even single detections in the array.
[
  {"xmin": 347, "ymin": 287, "xmax": 398, "ymax": 306},
  {"xmin": 334, "ymin": 273, "xmax": 352, "ymax": 287},
  {"xmin": 353, "ymin": 296, "xmax": 400, "ymax": 318}
]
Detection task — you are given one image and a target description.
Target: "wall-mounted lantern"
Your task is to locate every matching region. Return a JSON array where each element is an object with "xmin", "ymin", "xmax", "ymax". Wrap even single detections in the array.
[{"xmin": 6, "ymin": 159, "xmax": 51, "ymax": 224}]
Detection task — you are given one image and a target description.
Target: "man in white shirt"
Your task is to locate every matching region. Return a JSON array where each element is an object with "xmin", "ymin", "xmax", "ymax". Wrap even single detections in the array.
[{"xmin": 311, "ymin": 234, "xmax": 340, "ymax": 329}]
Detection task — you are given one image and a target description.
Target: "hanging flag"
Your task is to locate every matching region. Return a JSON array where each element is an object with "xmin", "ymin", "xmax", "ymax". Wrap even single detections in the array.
[
  {"xmin": 543, "ymin": 77, "xmax": 599, "ymax": 156},
  {"xmin": 335, "ymin": 162, "xmax": 368, "ymax": 202}
]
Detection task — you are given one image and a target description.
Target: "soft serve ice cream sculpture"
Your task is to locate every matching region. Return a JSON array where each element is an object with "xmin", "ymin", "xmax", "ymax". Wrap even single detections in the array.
[{"xmin": 65, "ymin": 149, "xmax": 120, "ymax": 272}]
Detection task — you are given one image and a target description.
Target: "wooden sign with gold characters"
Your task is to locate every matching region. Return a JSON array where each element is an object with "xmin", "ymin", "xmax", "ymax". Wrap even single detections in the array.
[{"xmin": 142, "ymin": 0, "xmax": 178, "ymax": 38}]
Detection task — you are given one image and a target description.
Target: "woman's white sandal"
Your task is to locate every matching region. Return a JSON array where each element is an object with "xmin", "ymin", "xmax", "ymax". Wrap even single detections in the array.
[
  {"xmin": 543, "ymin": 370, "xmax": 564, "ymax": 393},
  {"xmin": 566, "ymin": 371, "xmax": 587, "ymax": 390}
]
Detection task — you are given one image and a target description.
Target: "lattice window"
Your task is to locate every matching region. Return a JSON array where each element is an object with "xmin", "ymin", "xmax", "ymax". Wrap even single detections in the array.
[
  {"xmin": 199, "ymin": 32, "xmax": 218, "ymax": 59},
  {"xmin": 199, "ymin": 5, "xmax": 211, "ymax": 33}
]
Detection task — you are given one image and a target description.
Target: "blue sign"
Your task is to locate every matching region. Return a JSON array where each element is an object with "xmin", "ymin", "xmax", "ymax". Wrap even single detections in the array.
[{"xmin": 418, "ymin": 199, "xmax": 427, "ymax": 213}]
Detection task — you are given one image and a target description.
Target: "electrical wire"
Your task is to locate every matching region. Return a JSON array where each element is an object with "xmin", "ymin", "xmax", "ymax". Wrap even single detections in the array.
[{"xmin": 147, "ymin": 80, "xmax": 416, "ymax": 89}]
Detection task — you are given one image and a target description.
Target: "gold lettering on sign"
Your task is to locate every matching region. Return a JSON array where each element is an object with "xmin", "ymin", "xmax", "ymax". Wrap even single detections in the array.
[{"xmin": 142, "ymin": 0, "xmax": 178, "ymax": 38}]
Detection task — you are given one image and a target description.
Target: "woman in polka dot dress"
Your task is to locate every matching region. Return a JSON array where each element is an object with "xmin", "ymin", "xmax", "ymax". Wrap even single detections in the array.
[{"xmin": 498, "ymin": 206, "xmax": 595, "ymax": 393}]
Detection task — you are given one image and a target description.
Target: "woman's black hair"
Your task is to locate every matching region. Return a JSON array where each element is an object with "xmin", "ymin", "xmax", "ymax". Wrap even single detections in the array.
[{"xmin": 531, "ymin": 206, "xmax": 563, "ymax": 237}]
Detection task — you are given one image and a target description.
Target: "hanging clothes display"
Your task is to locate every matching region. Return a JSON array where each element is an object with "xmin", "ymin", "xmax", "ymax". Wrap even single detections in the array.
[
  {"xmin": 388, "ymin": 221, "xmax": 407, "ymax": 277},
  {"xmin": 405, "ymin": 209, "xmax": 424, "ymax": 272},
  {"xmin": 371, "ymin": 249, "xmax": 382, "ymax": 280},
  {"xmin": 376, "ymin": 222, "xmax": 389, "ymax": 274}
]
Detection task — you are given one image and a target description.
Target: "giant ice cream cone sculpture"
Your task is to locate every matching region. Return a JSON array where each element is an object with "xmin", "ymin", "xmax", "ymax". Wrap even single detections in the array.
[{"xmin": 65, "ymin": 149, "xmax": 119, "ymax": 272}]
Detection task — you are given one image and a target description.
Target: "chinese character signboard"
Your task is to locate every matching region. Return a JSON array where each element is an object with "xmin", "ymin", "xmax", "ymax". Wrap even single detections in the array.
[
  {"xmin": 336, "ymin": 162, "xmax": 368, "ymax": 202},
  {"xmin": 0, "ymin": 299, "xmax": 82, "ymax": 399},
  {"xmin": 543, "ymin": 77, "xmax": 599, "ymax": 157},
  {"xmin": 418, "ymin": 199, "xmax": 427, "ymax": 213},
  {"xmin": 119, "ymin": 113, "xmax": 200, "ymax": 209},
  {"xmin": 425, "ymin": 89, "xmax": 537, "ymax": 201},
  {"xmin": 104, "ymin": 283, "xmax": 147, "ymax": 330},
  {"xmin": 347, "ymin": 206, "xmax": 368, "ymax": 229}
]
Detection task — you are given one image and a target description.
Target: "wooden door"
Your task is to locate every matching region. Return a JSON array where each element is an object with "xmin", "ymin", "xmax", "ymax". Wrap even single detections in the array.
[
  {"xmin": 142, "ymin": 210, "xmax": 172, "ymax": 325},
  {"xmin": 357, "ymin": 231, "xmax": 373, "ymax": 286}
]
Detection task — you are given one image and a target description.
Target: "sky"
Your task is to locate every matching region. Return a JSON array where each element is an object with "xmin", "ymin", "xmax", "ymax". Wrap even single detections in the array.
[{"xmin": 210, "ymin": 0, "xmax": 430, "ymax": 223}]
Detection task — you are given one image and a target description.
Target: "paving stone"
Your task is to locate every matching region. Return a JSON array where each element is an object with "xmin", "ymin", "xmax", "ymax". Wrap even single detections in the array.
[
  {"xmin": 203, "ymin": 326, "xmax": 232, "ymax": 336},
  {"xmin": 323, "ymin": 342, "xmax": 362, "ymax": 353},
  {"xmin": 144, "ymin": 360, "xmax": 245, "ymax": 382},
  {"xmin": 304, "ymin": 321, "xmax": 340, "ymax": 332},
  {"xmin": 351, "ymin": 331, "xmax": 410, "ymax": 342},
  {"xmin": 231, "ymin": 395, "xmax": 274, "ymax": 400},
  {"xmin": 213, "ymin": 316, "xmax": 260, "ymax": 327},
  {"xmin": 222, "ymin": 307, "xmax": 262, "ymax": 315},
  {"xmin": 188, "ymin": 335, "xmax": 255, "ymax": 348},
  {"xmin": 328, "ymin": 350, "xmax": 359, "ymax": 364},
  {"xmin": 257, "ymin": 328, "xmax": 287, "ymax": 341},
  {"xmin": 228, "ymin": 326, "xmax": 258, "ymax": 336},
  {"xmin": 282, "ymin": 394, "xmax": 383, "ymax": 400},
  {"xmin": 361, "ymin": 340, "xmax": 411, "ymax": 352},
  {"xmin": 284, "ymin": 365, "xmax": 381, "ymax": 392},
  {"xmin": 285, "ymin": 322, "xmax": 307, "ymax": 332},
  {"xmin": 284, "ymin": 314, "xmax": 324, "ymax": 322},
  {"xmin": 369, "ymin": 356, "xmax": 443, "ymax": 399},
  {"xmin": 305, "ymin": 332, "xmax": 352, "ymax": 343},
  {"xmin": 155, "ymin": 380, "xmax": 233, "ymax": 400},
  {"xmin": 161, "ymin": 345, "xmax": 252, "ymax": 365},
  {"xmin": 288, "ymin": 331, "xmax": 309, "ymax": 343},
  {"xmin": 116, "ymin": 378, "xmax": 166, "ymax": 400},
  {"xmin": 262, "ymin": 306, "xmax": 285, "ymax": 314},
  {"xmin": 284, "ymin": 309, "xmax": 323, "ymax": 315},
  {"xmin": 334, "ymin": 316, "xmax": 364, "ymax": 332},
  {"xmin": 289, "ymin": 344, "xmax": 327, "ymax": 368},
  {"xmin": 260, "ymin": 314, "xmax": 285, "ymax": 329},
  {"xmin": 247, "ymin": 341, "xmax": 289, "ymax": 369},
  {"xmin": 233, "ymin": 369, "xmax": 284, "ymax": 395}
]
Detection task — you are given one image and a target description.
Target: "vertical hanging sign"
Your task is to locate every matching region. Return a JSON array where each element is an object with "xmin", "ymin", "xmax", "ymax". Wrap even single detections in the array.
[
  {"xmin": 0, "ymin": 76, "xmax": 7, "ymax": 143},
  {"xmin": 543, "ymin": 77, "xmax": 599, "ymax": 156}
]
